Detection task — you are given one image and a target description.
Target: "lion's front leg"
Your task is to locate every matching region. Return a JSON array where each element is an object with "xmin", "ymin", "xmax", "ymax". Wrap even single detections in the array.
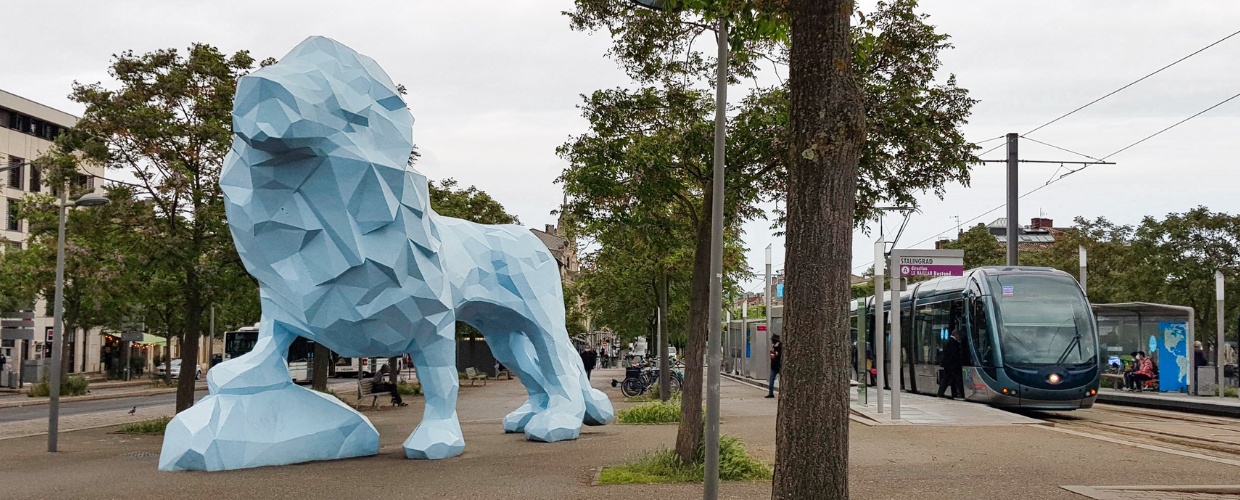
[
  {"xmin": 404, "ymin": 332, "xmax": 465, "ymax": 459},
  {"xmin": 159, "ymin": 314, "xmax": 379, "ymax": 471}
]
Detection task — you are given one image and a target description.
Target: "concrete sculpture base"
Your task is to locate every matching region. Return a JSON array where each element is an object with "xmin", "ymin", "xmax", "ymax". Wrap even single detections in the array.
[{"xmin": 158, "ymin": 36, "xmax": 612, "ymax": 471}]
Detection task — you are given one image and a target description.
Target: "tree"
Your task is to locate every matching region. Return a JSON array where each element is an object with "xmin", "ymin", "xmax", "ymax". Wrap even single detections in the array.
[
  {"xmin": 566, "ymin": 0, "xmax": 977, "ymax": 465},
  {"xmin": 558, "ymin": 83, "xmax": 760, "ymax": 462},
  {"xmin": 774, "ymin": 0, "xmax": 864, "ymax": 498},
  {"xmin": 938, "ymin": 224, "xmax": 1004, "ymax": 269},
  {"xmin": 428, "ymin": 177, "xmax": 520, "ymax": 225},
  {"xmin": 68, "ymin": 44, "xmax": 257, "ymax": 412}
]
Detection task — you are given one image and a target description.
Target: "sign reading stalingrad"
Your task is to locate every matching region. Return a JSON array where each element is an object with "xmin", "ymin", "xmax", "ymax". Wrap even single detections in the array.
[{"xmin": 890, "ymin": 249, "xmax": 965, "ymax": 278}]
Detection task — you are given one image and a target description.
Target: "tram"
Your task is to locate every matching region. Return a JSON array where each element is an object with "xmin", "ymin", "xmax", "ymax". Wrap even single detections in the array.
[{"xmin": 851, "ymin": 266, "xmax": 1100, "ymax": 410}]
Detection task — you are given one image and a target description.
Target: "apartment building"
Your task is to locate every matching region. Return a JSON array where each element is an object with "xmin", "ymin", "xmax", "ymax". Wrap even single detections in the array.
[{"xmin": 0, "ymin": 89, "xmax": 107, "ymax": 379}]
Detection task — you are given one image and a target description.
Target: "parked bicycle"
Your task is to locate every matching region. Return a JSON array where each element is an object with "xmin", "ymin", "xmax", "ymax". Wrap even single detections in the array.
[{"xmin": 613, "ymin": 364, "xmax": 683, "ymax": 398}]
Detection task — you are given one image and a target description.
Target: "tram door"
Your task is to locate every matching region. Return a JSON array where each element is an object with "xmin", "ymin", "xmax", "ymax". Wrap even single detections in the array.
[{"xmin": 964, "ymin": 282, "xmax": 999, "ymax": 400}]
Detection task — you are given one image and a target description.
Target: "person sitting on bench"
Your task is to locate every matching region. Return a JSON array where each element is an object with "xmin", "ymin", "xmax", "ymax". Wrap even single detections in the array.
[
  {"xmin": 372, "ymin": 364, "xmax": 407, "ymax": 406},
  {"xmin": 1126, "ymin": 351, "xmax": 1156, "ymax": 392}
]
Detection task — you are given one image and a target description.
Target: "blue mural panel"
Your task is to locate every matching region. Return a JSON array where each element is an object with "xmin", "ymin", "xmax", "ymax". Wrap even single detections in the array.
[
  {"xmin": 159, "ymin": 36, "xmax": 612, "ymax": 471},
  {"xmin": 1157, "ymin": 321, "xmax": 1188, "ymax": 392}
]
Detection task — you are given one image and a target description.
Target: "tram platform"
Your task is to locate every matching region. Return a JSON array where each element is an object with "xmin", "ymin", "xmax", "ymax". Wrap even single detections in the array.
[
  {"xmin": 849, "ymin": 386, "xmax": 1046, "ymax": 426},
  {"xmin": 1096, "ymin": 388, "xmax": 1240, "ymax": 418}
]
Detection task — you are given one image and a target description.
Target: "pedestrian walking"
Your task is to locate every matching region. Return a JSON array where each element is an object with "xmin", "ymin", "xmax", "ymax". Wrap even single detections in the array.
[
  {"xmin": 767, "ymin": 334, "xmax": 781, "ymax": 398},
  {"xmin": 580, "ymin": 346, "xmax": 597, "ymax": 381}
]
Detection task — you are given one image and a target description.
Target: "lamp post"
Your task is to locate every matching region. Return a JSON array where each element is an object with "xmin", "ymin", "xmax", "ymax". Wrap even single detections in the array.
[
  {"xmin": 48, "ymin": 189, "xmax": 110, "ymax": 452},
  {"xmin": 628, "ymin": 1, "xmax": 725, "ymax": 497}
]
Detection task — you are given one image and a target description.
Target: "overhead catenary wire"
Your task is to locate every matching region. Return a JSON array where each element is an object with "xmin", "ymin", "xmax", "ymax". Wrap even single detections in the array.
[
  {"xmin": 852, "ymin": 89, "xmax": 1240, "ymax": 273},
  {"xmin": 1022, "ymin": 27, "xmax": 1240, "ymax": 137}
]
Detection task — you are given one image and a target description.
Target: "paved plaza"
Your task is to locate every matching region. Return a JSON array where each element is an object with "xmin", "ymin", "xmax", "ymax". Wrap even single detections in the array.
[{"xmin": 3, "ymin": 369, "xmax": 1240, "ymax": 498}]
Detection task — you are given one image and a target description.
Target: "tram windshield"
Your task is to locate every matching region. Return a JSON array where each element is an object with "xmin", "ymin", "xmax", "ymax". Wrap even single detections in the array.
[{"xmin": 987, "ymin": 274, "xmax": 1096, "ymax": 367}]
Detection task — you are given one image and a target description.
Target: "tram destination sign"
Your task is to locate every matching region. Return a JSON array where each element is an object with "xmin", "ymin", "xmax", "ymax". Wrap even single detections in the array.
[{"xmin": 890, "ymin": 249, "xmax": 965, "ymax": 278}]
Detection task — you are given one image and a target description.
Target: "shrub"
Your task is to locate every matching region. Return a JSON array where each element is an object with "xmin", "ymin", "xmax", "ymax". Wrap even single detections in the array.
[
  {"xmin": 598, "ymin": 435, "xmax": 771, "ymax": 484},
  {"xmin": 617, "ymin": 399, "xmax": 681, "ymax": 424},
  {"xmin": 117, "ymin": 416, "xmax": 172, "ymax": 435},
  {"xmin": 397, "ymin": 381, "xmax": 422, "ymax": 396},
  {"xmin": 27, "ymin": 375, "xmax": 90, "ymax": 397}
]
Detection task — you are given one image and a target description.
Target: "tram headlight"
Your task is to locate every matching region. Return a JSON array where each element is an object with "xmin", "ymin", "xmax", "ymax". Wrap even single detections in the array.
[{"xmin": 1048, "ymin": 373, "xmax": 1061, "ymax": 384}]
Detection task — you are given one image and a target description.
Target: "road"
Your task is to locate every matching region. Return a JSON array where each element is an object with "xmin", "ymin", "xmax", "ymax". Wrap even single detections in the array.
[
  {"xmin": 0, "ymin": 390, "xmax": 208, "ymax": 423},
  {"xmin": 0, "ymin": 377, "xmax": 357, "ymax": 423}
]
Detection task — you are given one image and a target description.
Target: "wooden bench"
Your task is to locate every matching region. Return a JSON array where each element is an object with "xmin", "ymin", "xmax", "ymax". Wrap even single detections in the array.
[
  {"xmin": 465, "ymin": 367, "xmax": 488, "ymax": 386},
  {"xmin": 356, "ymin": 378, "xmax": 394, "ymax": 408}
]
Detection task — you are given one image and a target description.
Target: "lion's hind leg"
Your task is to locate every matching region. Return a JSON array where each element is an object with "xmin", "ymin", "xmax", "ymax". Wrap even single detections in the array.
[{"xmin": 482, "ymin": 330, "xmax": 549, "ymax": 433}]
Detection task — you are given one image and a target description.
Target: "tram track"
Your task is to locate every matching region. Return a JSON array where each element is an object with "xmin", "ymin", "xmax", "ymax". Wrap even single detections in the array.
[{"xmin": 1030, "ymin": 404, "xmax": 1240, "ymax": 462}]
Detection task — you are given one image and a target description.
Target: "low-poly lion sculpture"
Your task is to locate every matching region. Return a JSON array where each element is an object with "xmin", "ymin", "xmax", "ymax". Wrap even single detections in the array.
[{"xmin": 159, "ymin": 36, "xmax": 613, "ymax": 471}]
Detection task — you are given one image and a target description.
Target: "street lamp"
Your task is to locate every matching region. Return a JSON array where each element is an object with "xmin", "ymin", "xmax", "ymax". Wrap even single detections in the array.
[
  {"xmin": 628, "ymin": 1, "xmax": 727, "ymax": 497},
  {"xmin": 48, "ymin": 188, "xmax": 110, "ymax": 452}
]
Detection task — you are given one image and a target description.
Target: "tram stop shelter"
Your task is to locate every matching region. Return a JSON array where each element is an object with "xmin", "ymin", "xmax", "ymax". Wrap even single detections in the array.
[{"xmin": 1091, "ymin": 302, "xmax": 1210, "ymax": 395}]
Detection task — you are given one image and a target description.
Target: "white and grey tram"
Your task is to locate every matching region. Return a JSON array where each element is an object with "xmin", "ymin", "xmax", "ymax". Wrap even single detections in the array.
[{"xmin": 852, "ymin": 266, "xmax": 1100, "ymax": 410}]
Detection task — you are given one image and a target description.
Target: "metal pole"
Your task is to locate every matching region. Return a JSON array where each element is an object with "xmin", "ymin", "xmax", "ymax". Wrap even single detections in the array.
[
  {"xmin": 207, "ymin": 306, "xmax": 215, "ymax": 377},
  {"xmin": 1006, "ymin": 133, "xmax": 1019, "ymax": 266},
  {"xmin": 874, "ymin": 239, "xmax": 885, "ymax": 413},
  {"xmin": 1079, "ymin": 245, "xmax": 1088, "ymax": 298},
  {"xmin": 703, "ymin": 16, "xmax": 727, "ymax": 500},
  {"xmin": 1217, "ymin": 270, "xmax": 1225, "ymax": 397},
  {"xmin": 48, "ymin": 189, "xmax": 69, "ymax": 452},
  {"xmin": 890, "ymin": 270, "xmax": 901, "ymax": 420},
  {"xmin": 765, "ymin": 244, "xmax": 772, "ymax": 380}
]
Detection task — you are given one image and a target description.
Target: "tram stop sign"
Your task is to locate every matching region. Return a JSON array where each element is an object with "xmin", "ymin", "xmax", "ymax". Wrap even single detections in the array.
[{"xmin": 890, "ymin": 249, "xmax": 965, "ymax": 278}]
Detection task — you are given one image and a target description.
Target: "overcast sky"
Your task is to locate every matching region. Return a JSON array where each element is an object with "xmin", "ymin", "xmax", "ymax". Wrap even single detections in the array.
[{"xmin": 4, "ymin": 1, "xmax": 1239, "ymax": 294}]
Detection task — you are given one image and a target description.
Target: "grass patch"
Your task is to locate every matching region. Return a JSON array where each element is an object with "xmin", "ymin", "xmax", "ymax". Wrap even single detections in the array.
[
  {"xmin": 397, "ymin": 381, "xmax": 422, "ymax": 396},
  {"xmin": 1226, "ymin": 387, "xmax": 1238, "ymax": 398},
  {"xmin": 598, "ymin": 435, "xmax": 771, "ymax": 484},
  {"xmin": 117, "ymin": 416, "xmax": 173, "ymax": 435},
  {"xmin": 27, "ymin": 375, "xmax": 90, "ymax": 397},
  {"xmin": 312, "ymin": 386, "xmax": 341, "ymax": 400},
  {"xmin": 617, "ymin": 399, "xmax": 681, "ymax": 424}
]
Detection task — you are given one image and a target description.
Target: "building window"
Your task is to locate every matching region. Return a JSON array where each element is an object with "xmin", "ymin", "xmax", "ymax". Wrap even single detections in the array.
[
  {"xmin": 7, "ymin": 157, "xmax": 22, "ymax": 191},
  {"xmin": 6, "ymin": 199, "xmax": 19, "ymax": 232},
  {"xmin": 6, "ymin": 241, "xmax": 20, "ymax": 251},
  {"xmin": 0, "ymin": 107, "xmax": 65, "ymax": 141},
  {"xmin": 29, "ymin": 166, "xmax": 40, "ymax": 193}
]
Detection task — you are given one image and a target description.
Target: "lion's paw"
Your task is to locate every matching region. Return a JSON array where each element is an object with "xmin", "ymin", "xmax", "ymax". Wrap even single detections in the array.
[
  {"xmin": 524, "ymin": 410, "xmax": 582, "ymax": 443},
  {"xmin": 583, "ymin": 387, "xmax": 614, "ymax": 426},
  {"xmin": 159, "ymin": 383, "xmax": 379, "ymax": 471},
  {"xmin": 404, "ymin": 416, "xmax": 465, "ymax": 459}
]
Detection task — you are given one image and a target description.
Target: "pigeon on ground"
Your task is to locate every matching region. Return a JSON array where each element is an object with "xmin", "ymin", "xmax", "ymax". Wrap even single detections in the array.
[{"xmin": 128, "ymin": 406, "xmax": 136, "ymax": 415}]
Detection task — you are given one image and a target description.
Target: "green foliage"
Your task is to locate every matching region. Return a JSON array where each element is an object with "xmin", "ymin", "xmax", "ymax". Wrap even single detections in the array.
[
  {"xmin": 597, "ymin": 435, "xmax": 771, "ymax": 484},
  {"xmin": 938, "ymin": 224, "xmax": 1005, "ymax": 269},
  {"xmin": 427, "ymin": 177, "xmax": 520, "ymax": 225},
  {"xmin": 116, "ymin": 416, "xmax": 172, "ymax": 435},
  {"xmin": 27, "ymin": 375, "xmax": 90, "ymax": 398},
  {"xmin": 397, "ymin": 381, "xmax": 422, "ymax": 396},
  {"xmin": 617, "ymin": 399, "xmax": 682, "ymax": 424}
]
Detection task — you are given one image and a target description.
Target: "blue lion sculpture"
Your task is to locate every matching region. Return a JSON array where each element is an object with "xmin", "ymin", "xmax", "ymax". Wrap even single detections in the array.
[{"xmin": 158, "ymin": 36, "xmax": 613, "ymax": 471}]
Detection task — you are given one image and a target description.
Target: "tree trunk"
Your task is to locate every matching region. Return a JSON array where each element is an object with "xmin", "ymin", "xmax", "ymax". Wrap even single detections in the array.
[
  {"xmin": 388, "ymin": 356, "xmax": 400, "ymax": 385},
  {"xmin": 773, "ymin": 1, "xmax": 865, "ymax": 498},
  {"xmin": 675, "ymin": 202, "xmax": 713, "ymax": 463},
  {"xmin": 176, "ymin": 271, "xmax": 203, "ymax": 413},
  {"xmin": 312, "ymin": 342, "xmax": 330, "ymax": 391}
]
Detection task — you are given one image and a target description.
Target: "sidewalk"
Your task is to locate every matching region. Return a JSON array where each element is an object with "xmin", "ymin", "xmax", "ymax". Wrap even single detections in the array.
[
  {"xmin": 850, "ymin": 386, "xmax": 1046, "ymax": 426},
  {"xmin": 6, "ymin": 368, "xmax": 1240, "ymax": 499},
  {"xmin": 1097, "ymin": 387, "xmax": 1240, "ymax": 418}
]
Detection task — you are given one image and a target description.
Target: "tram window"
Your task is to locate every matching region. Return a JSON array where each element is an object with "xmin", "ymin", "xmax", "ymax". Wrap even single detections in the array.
[
  {"xmin": 914, "ymin": 300, "xmax": 950, "ymax": 364},
  {"xmin": 969, "ymin": 297, "xmax": 997, "ymax": 367}
]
